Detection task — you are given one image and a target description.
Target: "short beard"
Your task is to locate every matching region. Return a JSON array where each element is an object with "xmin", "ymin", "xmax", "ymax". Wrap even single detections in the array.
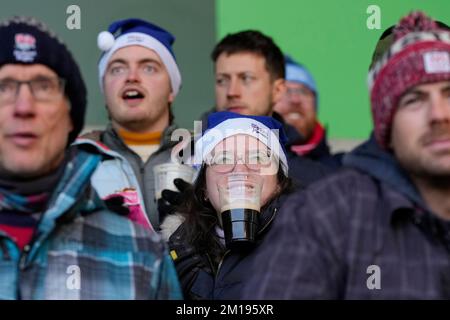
[
  {"xmin": 107, "ymin": 109, "xmax": 157, "ymax": 133},
  {"xmin": 394, "ymin": 123, "xmax": 450, "ymax": 188},
  {"xmin": 397, "ymin": 150, "xmax": 450, "ymax": 189},
  {"xmin": 115, "ymin": 118, "xmax": 153, "ymax": 133}
]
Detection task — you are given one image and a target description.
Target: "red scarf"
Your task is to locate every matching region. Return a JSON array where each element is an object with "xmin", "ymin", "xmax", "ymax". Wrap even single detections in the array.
[{"xmin": 291, "ymin": 122, "xmax": 325, "ymax": 156}]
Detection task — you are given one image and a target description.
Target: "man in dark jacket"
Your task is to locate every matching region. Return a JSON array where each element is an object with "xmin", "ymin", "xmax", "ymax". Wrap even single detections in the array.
[{"xmin": 242, "ymin": 11, "xmax": 450, "ymax": 299}]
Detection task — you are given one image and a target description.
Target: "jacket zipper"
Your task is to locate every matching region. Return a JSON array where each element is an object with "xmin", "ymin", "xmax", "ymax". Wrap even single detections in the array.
[
  {"xmin": 214, "ymin": 249, "xmax": 230, "ymax": 285},
  {"xmin": 258, "ymin": 207, "xmax": 278, "ymax": 235}
]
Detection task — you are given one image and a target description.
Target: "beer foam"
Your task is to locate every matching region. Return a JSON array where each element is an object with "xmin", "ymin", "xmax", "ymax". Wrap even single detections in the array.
[{"xmin": 220, "ymin": 201, "xmax": 260, "ymax": 212}]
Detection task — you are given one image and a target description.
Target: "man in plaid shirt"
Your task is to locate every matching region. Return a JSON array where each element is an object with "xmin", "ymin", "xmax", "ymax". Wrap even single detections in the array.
[
  {"xmin": 0, "ymin": 16, "xmax": 181, "ymax": 299},
  {"xmin": 243, "ymin": 11, "xmax": 450, "ymax": 299}
]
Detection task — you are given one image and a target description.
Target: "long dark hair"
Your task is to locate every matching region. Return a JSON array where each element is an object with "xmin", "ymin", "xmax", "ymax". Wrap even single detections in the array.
[{"xmin": 178, "ymin": 165, "xmax": 292, "ymax": 268}]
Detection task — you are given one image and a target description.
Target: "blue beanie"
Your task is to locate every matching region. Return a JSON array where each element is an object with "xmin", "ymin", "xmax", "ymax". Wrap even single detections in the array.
[
  {"xmin": 285, "ymin": 55, "xmax": 318, "ymax": 109},
  {"xmin": 97, "ymin": 18, "xmax": 181, "ymax": 96},
  {"xmin": 194, "ymin": 111, "xmax": 289, "ymax": 175}
]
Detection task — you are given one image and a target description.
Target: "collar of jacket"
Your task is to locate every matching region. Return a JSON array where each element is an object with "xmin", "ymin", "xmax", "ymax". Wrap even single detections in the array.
[
  {"xmin": 257, "ymin": 191, "xmax": 292, "ymax": 238},
  {"xmin": 291, "ymin": 122, "xmax": 331, "ymax": 158},
  {"xmin": 271, "ymin": 112, "xmax": 304, "ymax": 147},
  {"xmin": 305, "ymin": 132, "xmax": 331, "ymax": 160},
  {"xmin": 342, "ymin": 133, "xmax": 434, "ymax": 218},
  {"xmin": 362, "ymin": 171, "xmax": 450, "ymax": 253},
  {"xmin": 74, "ymin": 130, "xmax": 127, "ymax": 161}
]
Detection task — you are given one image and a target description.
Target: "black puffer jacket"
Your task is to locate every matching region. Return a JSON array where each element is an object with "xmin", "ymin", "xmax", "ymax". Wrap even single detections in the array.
[{"xmin": 167, "ymin": 192, "xmax": 294, "ymax": 300}]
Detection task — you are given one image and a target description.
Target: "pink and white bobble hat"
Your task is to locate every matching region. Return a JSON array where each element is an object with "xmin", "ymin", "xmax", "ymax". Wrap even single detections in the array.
[{"xmin": 368, "ymin": 11, "xmax": 450, "ymax": 149}]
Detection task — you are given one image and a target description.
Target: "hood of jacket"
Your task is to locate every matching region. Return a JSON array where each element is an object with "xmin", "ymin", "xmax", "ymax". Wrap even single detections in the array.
[{"xmin": 342, "ymin": 133, "xmax": 426, "ymax": 207}]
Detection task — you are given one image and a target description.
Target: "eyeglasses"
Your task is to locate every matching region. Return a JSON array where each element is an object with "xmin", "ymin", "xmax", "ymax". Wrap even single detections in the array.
[
  {"xmin": 206, "ymin": 150, "xmax": 275, "ymax": 173},
  {"xmin": 0, "ymin": 76, "xmax": 66, "ymax": 105},
  {"xmin": 286, "ymin": 86, "xmax": 313, "ymax": 98}
]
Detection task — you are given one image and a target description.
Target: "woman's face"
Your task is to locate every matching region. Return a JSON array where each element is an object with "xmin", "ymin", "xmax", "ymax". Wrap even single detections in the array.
[{"xmin": 205, "ymin": 134, "xmax": 279, "ymax": 213}]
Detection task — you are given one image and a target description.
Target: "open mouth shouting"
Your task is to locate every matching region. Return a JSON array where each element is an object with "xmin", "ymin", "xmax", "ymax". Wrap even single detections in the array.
[
  {"xmin": 286, "ymin": 112, "xmax": 302, "ymax": 121},
  {"xmin": 121, "ymin": 87, "xmax": 146, "ymax": 107}
]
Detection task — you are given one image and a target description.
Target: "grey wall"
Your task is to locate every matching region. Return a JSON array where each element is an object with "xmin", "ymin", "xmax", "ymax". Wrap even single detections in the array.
[{"xmin": 0, "ymin": 0, "xmax": 216, "ymax": 130}]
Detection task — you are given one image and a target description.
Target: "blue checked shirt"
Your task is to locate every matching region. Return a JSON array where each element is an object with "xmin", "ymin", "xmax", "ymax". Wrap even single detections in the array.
[{"xmin": 0, "ymin": 148, "xmax": 182, "ymax": 300}]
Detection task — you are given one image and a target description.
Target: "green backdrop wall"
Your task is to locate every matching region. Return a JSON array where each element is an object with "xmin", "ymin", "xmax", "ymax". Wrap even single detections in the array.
[
  {"xmin": 0, "ymin": 0, "xmax": 216, "ymax": 131},
  {"xmin": 0, "ymin": 1, "xmax": 449, "ymax": 140},
  {"xmin": 217, "ymin": 0, "xmax": 450, "ymax": 139}
]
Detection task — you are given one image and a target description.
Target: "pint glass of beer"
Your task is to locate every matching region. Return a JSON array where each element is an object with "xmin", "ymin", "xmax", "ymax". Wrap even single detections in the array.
[{"xmin": 218, "ymin": 173, "xmax": 262, "ymax": 251}]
